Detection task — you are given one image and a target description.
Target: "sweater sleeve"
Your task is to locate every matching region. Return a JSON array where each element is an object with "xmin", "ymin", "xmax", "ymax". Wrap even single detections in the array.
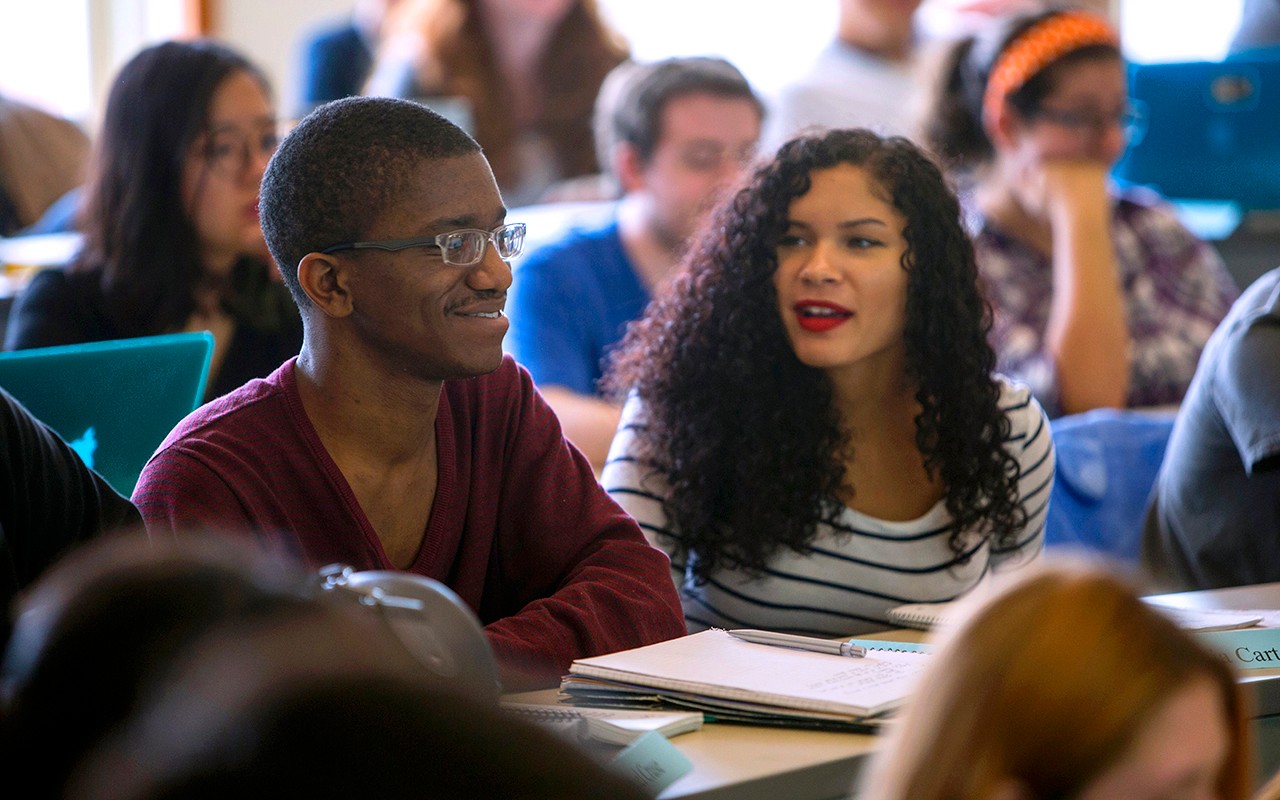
[
  {"xmin": 132, "ymin": 445, "xmax": 255, "ymax": 535},
  {"xmin": 483, "ymin": 364, "xmax": 685, "ymax": 689},
  {"xmin": 0, "ymin": 388, "xmax": 141, "ymax": 609},
  {"xmin": 1215, "ymin": 309, "xmax": 1280, "ymax": 473}
]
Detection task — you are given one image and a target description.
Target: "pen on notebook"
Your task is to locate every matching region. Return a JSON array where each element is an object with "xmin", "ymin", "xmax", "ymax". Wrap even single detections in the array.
[{"xmin": 728, "ymin": 629, "xmax": 867, "ymax": 658}]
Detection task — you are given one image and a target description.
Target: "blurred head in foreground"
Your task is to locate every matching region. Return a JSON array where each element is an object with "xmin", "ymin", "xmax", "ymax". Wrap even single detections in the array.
[
  {"xmin": 67, "ymin": 606, "xmax": 650, "ymax": 800},
  {"xmin": 0, "ymin": 534, "xmax": 317, "ymax": 797},
  {"xmin": 861, "ymin": 564, "xmax": 1250, "ymax": 800}
]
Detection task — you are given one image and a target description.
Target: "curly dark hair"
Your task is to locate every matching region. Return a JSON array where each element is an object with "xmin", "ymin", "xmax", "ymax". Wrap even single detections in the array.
[{"xmin": 606, "ymin": 128, "xmax": 1024, "ymax": 581}]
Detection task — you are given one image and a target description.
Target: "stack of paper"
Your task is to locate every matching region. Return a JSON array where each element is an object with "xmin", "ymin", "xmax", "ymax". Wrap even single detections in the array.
[{"xmin": 561, "ymin": 629, "xmax": 930, "ymax": 731}]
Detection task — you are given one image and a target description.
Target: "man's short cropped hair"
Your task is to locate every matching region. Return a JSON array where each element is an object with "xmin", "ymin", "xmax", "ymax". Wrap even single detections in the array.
[
  {"xmin": 260, "ymin": 96, "xmax": 481, "ymax": 305},
  {"xmin": 599, "ymin": 56, "xmax": 764, "ymax": 172}
]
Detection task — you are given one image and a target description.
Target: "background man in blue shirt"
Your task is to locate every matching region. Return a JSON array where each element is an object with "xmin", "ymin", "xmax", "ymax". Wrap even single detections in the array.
[{"xmin": 507, "ymin": 56, "xmax": 763, "ymax": 469}]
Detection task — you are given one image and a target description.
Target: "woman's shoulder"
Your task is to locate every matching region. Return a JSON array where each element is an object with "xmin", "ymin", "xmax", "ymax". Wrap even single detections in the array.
[
  {"xmin": 1110, "ymin": 184, "xmax": 1195, "ymax": 233},
  {"xmin": 22, "ymin": 265, "xmax": 84, "ymax": 297},
  {"xmin": 7, "ymin": 266, "xmax": 113, "ymax": 349},
  {"xmin": 992, "ymin": 374, "xmax": 1050, "ymax": 440},
  {"xmin": 17, "ymin": 265, "xmax": 114, "ymax": 315}
]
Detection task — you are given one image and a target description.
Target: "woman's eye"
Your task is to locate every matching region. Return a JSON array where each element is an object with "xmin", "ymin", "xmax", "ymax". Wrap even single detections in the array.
[
  {"xmin": 846, "ymin": 236, "xmax": 880, "ymax": 249},
  {"xmin": 778, "ymin": 234, "xmax": 807, "ymax": 248}
]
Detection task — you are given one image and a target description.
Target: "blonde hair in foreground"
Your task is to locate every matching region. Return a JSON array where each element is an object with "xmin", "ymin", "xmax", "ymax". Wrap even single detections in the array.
[{"xmin": 860, "ymin": 565, "xmax": 1250, "ymax": 800}]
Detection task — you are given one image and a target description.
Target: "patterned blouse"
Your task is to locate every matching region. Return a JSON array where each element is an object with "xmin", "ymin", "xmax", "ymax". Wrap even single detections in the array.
[{"xmin": 974, "ymin": 189, "xmax": 1237, "ymax": 417}]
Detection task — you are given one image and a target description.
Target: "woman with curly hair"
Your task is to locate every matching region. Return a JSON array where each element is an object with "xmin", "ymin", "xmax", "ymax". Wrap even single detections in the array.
[{"xmin": 601, "ymin": 128, "xmax": 1054, "ymax": 636}]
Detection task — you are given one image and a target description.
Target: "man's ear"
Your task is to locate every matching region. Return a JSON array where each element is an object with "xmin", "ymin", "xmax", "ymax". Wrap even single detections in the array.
[
  {"xmin": 296, "ymin": 252, "xmax": 354, "ymax": 318},
  {"xmin": 614, "ymin": 142, "xmax": 649, "ymax": 195}
]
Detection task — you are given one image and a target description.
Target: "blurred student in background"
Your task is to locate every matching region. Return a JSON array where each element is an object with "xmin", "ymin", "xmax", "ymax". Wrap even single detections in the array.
[
  {"xmin": 508, "ymin": 57, "xmax": 763, "ymax": 469},
  {"xmin": 861, "ymin": 565, "xmax": 1250, "ymax": 800},
  {"xmin": 0, "ymin": 93, "xmax": 89, "ymax": 236},
  {"xmin": 365, "ymin": 0, "xmax": 628, "ymax": 205},
  {"xmin": 4, "ymin": 41, "xmax": 302, "ymax": 401},
  {"xmin": 66, "ymin": 604, "xmax": 650, "ymax": 800},
  {"xmin": 603, "ymin": 128, "xmax": 1053, "ymax": 636},
  {"xmin": 294, "ymin": 0, "xmax": 406, "ymax": 117},
  {"xmin": 923, "ymin": 8, "xmax": 1236, "ymax": 417},
  {"xmin": 1230, "ymin": 0, "xmax": 1280, "ymax": 55},
  {"xmin": 764, "ymin": 0, "xmax": 924, "ymax": 150}
]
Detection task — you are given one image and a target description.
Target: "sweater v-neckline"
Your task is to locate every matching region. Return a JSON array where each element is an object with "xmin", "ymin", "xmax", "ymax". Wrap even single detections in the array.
[{"xmin": 278, "ymin": 359, "xmax": 460, "ymax": 574}]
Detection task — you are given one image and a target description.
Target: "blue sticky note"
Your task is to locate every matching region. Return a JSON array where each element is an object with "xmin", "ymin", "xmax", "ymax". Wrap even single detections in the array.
[
  {"xmin": 846, "ymin": 639, "xmax": 933, "ymax": 654},
  {"xmin": 608, "ymin": 729, "xmax": 693, "ymax": 795}
]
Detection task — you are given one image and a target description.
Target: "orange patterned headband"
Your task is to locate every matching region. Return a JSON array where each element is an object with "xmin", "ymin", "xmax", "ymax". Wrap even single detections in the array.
[{"xmin": 981, "ymin": 11, "xmax": 1120, "ymax": 132}]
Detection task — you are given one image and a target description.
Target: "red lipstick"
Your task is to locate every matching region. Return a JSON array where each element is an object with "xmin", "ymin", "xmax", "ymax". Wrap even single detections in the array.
[{"xmin": 793, "ymin": 300, "xmax": 853, "ymax": 332}]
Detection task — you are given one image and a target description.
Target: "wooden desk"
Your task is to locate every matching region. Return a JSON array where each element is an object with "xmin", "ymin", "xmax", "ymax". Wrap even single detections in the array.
[{"xmin": 513, "ymin": 586, "xmax": 1280, "ymax": 799}]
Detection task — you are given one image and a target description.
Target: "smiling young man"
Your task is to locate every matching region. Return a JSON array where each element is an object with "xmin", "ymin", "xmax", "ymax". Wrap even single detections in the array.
[{"xmin": 132, "ymin": 97, "xmax": 684, "ymax": 688}]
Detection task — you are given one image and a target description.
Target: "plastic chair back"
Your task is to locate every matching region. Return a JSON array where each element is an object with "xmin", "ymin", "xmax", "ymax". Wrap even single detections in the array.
[{"xmin": 1045, "ymin": 408, "xmax": 1178, "ymax": 565}]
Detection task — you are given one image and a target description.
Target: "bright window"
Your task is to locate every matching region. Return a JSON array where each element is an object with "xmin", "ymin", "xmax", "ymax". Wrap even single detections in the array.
[
  {"xmin": 1121, "ymin": 0, "xmax": 1245, "ymax": 63},
  {"xmin": 0, "ymin": 1, "xmax": 92, "ymax": 120}
]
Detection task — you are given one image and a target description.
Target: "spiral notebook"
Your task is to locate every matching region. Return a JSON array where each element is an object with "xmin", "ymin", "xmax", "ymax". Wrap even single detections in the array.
[{"xmin": 564, "ymin": 629, "xmax": 930, "ymax": 724}]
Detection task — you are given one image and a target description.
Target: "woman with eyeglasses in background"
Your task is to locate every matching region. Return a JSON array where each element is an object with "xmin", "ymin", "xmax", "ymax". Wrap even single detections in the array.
[
  {"xmin": 925, "ymin": 9, "xmax": 1236, "ymax": 417},
  {"xmin": 4, "ymin": 41, "xmax": 302, "ymax": 401}
]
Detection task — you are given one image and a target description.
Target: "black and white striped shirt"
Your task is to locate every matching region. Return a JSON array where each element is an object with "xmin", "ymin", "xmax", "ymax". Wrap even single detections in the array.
[{"xmin": 602, "ymin": 377, "xmax": 1055, "ymax": 636}]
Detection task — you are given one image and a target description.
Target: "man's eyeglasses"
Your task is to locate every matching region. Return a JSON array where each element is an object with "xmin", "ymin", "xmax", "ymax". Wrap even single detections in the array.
[
  {"xmin": 320, "ymin": 222, "xmax": 527, "ymax": 267},
  {"xmin": 1032, "ymin": 104, "xmax": 1147, "ymax": 142},
  {"xmin": 199, "ymin": 124, "xmax": 280, "ymax": 178}
]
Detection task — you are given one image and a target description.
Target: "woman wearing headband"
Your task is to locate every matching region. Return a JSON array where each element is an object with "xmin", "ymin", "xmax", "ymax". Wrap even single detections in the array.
[{"xmin": 924, "ymin": 9, "xmax": 1236, "ymax": 417}]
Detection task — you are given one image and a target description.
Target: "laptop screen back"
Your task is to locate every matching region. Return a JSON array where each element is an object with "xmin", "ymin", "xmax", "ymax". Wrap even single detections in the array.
[
  {"xmin": 0, "ymin": 332, "xmax": 213, "ymax": 496},
  {"xmin": 1113, "ymin": 55, "xmax": 1280, "ymax": 210}
]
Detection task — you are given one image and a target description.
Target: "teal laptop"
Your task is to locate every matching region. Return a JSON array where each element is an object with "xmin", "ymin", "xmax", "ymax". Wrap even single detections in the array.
[
  {"xmin": 0, "ymin": 332, "xmax": 214, "ymax": 496},
  {"xmin": 1113, "ymin": 54, "xmax": 1280, "ymax": 210}
]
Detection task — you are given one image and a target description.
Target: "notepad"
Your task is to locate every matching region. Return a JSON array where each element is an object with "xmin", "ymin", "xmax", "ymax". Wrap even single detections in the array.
[
  {"xmin": 1143, "ymin": 605, "xmax": 1264, "ymax": 633},
  {"xmin": 564, "ymin": 629, "xmax": 930, "ymax": 724},
  {"xmin": 889, "ymin": 599, "xmax": 1267, "ymax": 634},
  {"xmin": 501, "ymin": 702, "xmax": 703, "ymax": 746}
]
